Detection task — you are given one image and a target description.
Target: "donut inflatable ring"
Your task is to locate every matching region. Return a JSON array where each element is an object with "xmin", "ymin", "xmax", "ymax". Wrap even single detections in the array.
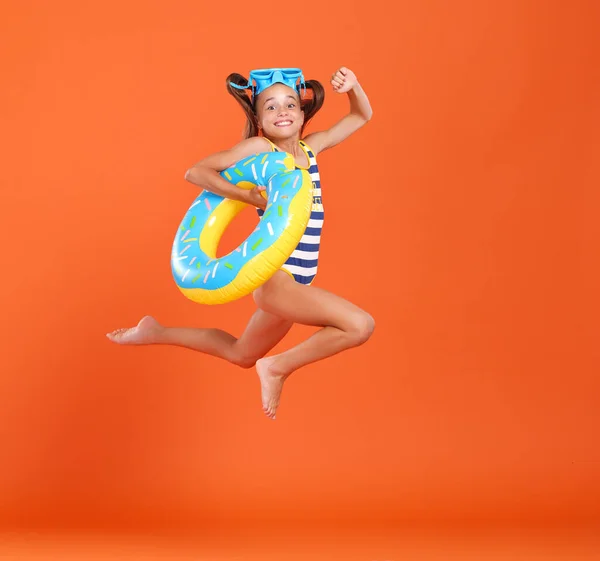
[{"xmin": 171, "ymin": 152, "xmax": 313, "ymax": 305}]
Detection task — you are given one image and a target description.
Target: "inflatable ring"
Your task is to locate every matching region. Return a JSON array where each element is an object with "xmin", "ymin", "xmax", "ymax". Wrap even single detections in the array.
[{"xmin": 171, "ymin": 152, "xmax": 313, "ymax": 305}]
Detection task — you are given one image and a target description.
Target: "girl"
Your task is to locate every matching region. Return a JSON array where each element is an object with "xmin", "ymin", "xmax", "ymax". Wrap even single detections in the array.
[{"xmin": 107, "ymin": 66, "xmax": 374, "ymax": 420}]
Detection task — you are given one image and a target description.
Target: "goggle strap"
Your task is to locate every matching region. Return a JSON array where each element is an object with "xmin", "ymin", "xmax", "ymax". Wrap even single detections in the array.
[{"xmin": 229, "ymin": 80, "xmax": 251, "ymax": 91}]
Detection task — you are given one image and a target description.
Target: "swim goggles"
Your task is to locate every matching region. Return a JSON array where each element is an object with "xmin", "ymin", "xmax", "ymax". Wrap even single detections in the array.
[{"xmin": 230, "ymin": 68, "xmax": 306, "ymax": 99}]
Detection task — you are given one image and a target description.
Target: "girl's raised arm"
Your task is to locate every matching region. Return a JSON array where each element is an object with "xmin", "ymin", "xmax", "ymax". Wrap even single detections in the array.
[{"xmin": 304, "ymin": 67, "xmax": 373, "ymax": 155}]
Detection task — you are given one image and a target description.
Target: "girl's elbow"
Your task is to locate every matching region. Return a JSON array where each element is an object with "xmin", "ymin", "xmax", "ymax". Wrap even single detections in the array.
[
  {"xmin": 184, "ymin": 166, "xmax": 203, "ymax": 182},
  {"xmin": 355, "ymin": 112, "xmax": 372, "ymax": 125}
]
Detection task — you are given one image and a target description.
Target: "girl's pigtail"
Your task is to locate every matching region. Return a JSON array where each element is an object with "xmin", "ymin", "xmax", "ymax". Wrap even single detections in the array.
[
  {"xmin": 300, "ymin": 79, "xmax": 325, "ymax": 134},
  {"xmin": 226, "ymin": 73, "xmax": 260, "ymax": 139}
]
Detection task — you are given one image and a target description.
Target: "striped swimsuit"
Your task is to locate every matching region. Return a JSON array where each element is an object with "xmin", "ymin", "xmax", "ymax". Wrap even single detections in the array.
[{"xmin": 257, "ymin": 139, "xmax": 324, "ymax": 285}]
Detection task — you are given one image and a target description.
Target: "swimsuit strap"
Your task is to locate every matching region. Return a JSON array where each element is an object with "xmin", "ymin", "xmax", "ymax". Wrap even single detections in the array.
[
  {"xmin": 263, "ymin": 137, "xmax": 279, "ymax": 152},
  {"xmin": 298, "ymin": 139, "xmax": 315, "ymax": 157}
]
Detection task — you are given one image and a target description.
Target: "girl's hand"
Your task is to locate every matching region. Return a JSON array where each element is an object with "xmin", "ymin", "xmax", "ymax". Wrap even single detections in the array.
[
  {"xmin": 245, "ymin": 185, "xmax": 267, "ymax": 210},
  {"xmin": 331, "ymin": 67, "xmax": 358, "ymax": 94}
]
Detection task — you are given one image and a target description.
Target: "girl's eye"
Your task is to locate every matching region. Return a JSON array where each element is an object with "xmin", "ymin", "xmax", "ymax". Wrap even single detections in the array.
[
  {"xmin": 267, "ymin": 106, "xmax": 275, "ymax": 110},
  {"xmin": 288, "ymin": 103, "xmax": 296, "ymax": 108}
]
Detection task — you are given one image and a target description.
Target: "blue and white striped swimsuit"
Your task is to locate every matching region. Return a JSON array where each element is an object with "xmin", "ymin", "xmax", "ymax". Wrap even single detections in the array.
[{"xmin": 257, "ymin": 139, "xmax": 324, "ymax": 285}]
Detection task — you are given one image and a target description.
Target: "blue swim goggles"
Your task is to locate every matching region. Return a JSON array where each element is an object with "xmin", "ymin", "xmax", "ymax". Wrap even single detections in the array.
[{"xmin": 230, "ymin": 68, "xmax": 306, "ymax": 99}]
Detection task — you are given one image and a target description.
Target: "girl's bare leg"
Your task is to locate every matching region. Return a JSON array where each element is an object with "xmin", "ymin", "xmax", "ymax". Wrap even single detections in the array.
[
  {"xmin": 252, "ymin": 272, "xmax": 375, "ymax": 419},
  {"xmin": 106, "ymin": 308, "xmax": 293, "ymax": 369}
]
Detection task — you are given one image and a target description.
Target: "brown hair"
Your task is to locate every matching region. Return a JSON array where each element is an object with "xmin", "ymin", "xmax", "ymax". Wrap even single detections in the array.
[{"xmin": 226, "ymin": 73, "xmax": 325, "ymax": 139}]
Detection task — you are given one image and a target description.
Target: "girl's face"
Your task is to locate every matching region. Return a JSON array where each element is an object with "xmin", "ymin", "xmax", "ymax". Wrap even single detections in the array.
[{"xmin": 255, "ymin": 83, "xmax": 304, "ymax": 139}]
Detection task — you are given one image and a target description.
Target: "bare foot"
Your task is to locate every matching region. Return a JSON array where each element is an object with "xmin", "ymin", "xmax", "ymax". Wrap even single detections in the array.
[
  {"xmin": 106, "ymin": 315, "xmax": 164, "ymax": 345},
  {"xmin": 256, "ymin": 356, "xmax": 290, "ymax": 420}
]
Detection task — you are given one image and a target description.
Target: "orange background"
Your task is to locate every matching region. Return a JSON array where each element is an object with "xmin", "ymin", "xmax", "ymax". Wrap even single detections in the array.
[{"xmin": 1, "ymin": 0, "xmax": 599, "ymax": 540}]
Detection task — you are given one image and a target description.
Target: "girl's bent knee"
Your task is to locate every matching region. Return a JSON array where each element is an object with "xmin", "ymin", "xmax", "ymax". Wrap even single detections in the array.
[
  {"xmin": 348, "ymin": 312, "xmax": 375, "ymax": 346},
  {"xmin": 229, "ymin": 344, "xmax": 259, "ymax": 369},
  {"xmin": 231, "ymin": 353, "xmax": 257, "ymax": 369}
]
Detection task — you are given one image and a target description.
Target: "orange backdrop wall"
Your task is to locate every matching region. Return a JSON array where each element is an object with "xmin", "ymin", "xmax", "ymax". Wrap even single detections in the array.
[{"xmin": 1, "ymin": 0, "xmax": 599, "ymax": 533}]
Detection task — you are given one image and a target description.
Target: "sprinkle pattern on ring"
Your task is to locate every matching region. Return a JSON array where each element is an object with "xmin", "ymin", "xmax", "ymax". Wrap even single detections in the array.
[{"xmin": 171, "ymin": 151, "xmax": 313, "ymax": 305}]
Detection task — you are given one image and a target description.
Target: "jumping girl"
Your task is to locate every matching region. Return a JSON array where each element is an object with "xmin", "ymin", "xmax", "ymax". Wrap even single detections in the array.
[{"xmin": 107, "ymin": 66, "xmax": 374, "ymax": 420}]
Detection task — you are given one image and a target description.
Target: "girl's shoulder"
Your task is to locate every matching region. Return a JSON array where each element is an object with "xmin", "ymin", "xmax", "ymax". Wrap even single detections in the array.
[
  {"xmin": 242, "ymin": 136, "xmax": 273, "ymax": 154},
  {"xmin": 193, "ymin": 136, "xmax": 273, "ymax": 173},
  {"xmin": 226, "ymin": 136, "xmax": 274, "ymax": 161}
]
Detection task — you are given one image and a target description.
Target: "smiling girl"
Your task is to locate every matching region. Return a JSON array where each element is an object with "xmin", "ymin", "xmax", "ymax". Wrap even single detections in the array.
[{"xmin": 107, "ymin": 66, "xmax": 374, "ymax": 420}]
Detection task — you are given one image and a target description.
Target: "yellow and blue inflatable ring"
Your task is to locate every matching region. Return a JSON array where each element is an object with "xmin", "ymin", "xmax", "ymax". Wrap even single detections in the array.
[{"xmin": 171, "ymin": 152, "xmax": 313, "ymax": 305}]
